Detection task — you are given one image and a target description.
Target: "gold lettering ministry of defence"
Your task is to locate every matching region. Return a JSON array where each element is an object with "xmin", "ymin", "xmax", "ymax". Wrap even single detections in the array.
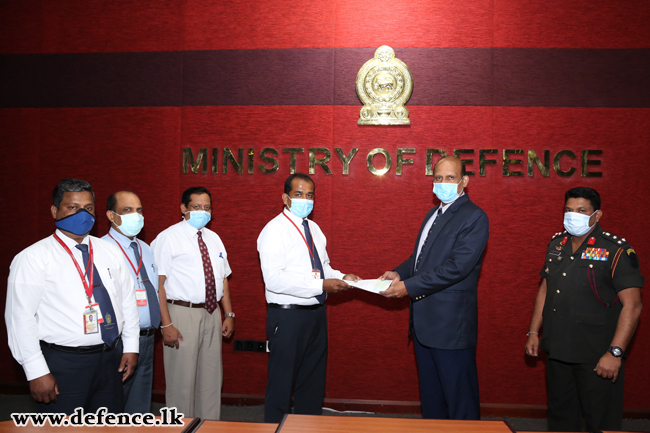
[{"xmin": 356, "ymin": 46, "xmax": 413, "ymax": 125}]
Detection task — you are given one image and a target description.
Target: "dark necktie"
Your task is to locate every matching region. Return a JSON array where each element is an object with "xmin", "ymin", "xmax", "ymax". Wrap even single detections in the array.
[
  {"xmin": 130, "ymin": 242, "xmax": 161, "ymax": 328},
  {"xmin": 76, "ymin": 244, "xmax": 119, "ymax": 346},
  {"xmin": 302, "ymin": 220, "xmax": 326, "ymax": 304},
  {"xmin": 198, "ymin": 231, "xmax": 218, "ymax": 314},
  {"xmin": 415, "ymin": 209, "xmax": 442, "ymax": 273}
]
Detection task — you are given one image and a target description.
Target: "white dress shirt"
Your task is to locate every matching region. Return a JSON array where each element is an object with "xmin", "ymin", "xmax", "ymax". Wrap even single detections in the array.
[
  {"xmin": 151, "ymin": 219, "xmax": 231, "ymax": 304},
  {"xmin": 5, "ymin": 230, "xmax": 140, "ymax": 381},
  {"xmin": 257, "ymin": 209, "xmax": 345, "ymax": 305},
  {"xmin": 102, "ymin": 227, "xmax": 159, "ymax": 329},
  {"xmin": 415, "ymin": 192, "xmax": 465, "ymax": 260}
]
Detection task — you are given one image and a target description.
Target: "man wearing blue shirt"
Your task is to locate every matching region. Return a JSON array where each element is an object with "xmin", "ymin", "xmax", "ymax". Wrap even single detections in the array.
[{"xmin": 103, "ymin": 191, "xmax": 160, "ymax": 414}]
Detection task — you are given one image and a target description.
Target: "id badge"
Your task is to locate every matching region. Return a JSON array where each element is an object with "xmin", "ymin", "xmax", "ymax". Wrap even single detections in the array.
[
  {"xmin": 135, "ymin": 289, "xmax": 148, "ymax": 307},
  {"xmin": 311, "ymin": 269, "xmax": 321, "ymax": 280},
  {"xmin": 90, "ymin": 302, "xmax": 104, "ymax": 323},
  {"xmin": 83, "ymin": 309, "xmax": 99, "ymax": 334}
]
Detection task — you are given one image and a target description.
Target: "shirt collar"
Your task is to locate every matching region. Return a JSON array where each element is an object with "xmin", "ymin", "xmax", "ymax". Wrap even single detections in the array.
[
  {"xmin": 108, "ymin": 226, "xmax": 137, "ymax": 248},
  {"xmin": 283, "ymin": 207, "xmax": 308, "ymax": 225},
  {"xmin": 181, "ymin": 218, "xmax": 203, "ymax": 237},
  {"xmin": 439, "ymin": 191, "xmax": 465, "ymax": 214},
  {"xmin": 55, "ymin": 229, "xmax": 90, "ymax": 247}
]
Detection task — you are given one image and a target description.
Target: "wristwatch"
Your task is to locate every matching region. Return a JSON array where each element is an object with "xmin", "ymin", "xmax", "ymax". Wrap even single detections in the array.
[
  {"xmin": 608, "ymin": 346, "xmax": 627, "ymax": 358},
  {"xmin": 225, "ymin": 312, "xmax": 235, "ymax": 319}
]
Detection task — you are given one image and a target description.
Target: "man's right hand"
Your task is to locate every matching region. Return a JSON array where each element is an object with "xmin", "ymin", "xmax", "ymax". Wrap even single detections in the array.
[
  {"xmin": 525, "ymin": 333, "xmax": 539, "ymax": 357},
  {"xmin": 379, "ymin": 271, "xmax": 401, "ymax": 284},
  {"xmin": 30, "ymin": 373, "xmax": 58, "ymax": 403},
  {"xmin": 323, "ymin": 279, "xmax": 351, "ymax": 293},
  {"xmin": 162, "ymin": 325, "xmax": 184, "ymax": 349}
]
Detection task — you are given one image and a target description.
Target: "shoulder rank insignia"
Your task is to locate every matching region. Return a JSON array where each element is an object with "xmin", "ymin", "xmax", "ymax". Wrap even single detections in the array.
[
  {"xmin": 581, "ymin": 247, "xmax": 609, "ymax": 261},
  {"xmin": 551, "ymin": 231, "xmax": 566, "ymax": 240},
  {"xmin": 602, "ymin": 231, "xmax": 627, "ymax": 245}
]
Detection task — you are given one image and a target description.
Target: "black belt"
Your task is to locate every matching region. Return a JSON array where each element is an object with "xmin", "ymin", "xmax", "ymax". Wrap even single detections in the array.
[
  {"xmin": 268, "ymin": 303, "xmax": 324, "ymax": 310},
  {"xmin": 140, "ymin": 327, "xmax": 157, "ymax": 337},
  {"xmin": 167, "ymin": 299, "xmax": 205, "ymax": 309},
  {"xmin": 40, "ymin": 337, "xmax": 120, "ymax": 354}
]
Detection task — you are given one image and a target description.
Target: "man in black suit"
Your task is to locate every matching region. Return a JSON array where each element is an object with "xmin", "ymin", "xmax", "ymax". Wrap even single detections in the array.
[{"xmin": 380, "ymin": 156, "xmax": 489, "ymax": 420}]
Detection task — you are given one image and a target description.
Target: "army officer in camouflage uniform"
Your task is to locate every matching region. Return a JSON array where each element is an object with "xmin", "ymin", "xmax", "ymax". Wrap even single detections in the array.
[{"xmin": 525, "ymin": 187, "xmax": 643, "ymax": 432}]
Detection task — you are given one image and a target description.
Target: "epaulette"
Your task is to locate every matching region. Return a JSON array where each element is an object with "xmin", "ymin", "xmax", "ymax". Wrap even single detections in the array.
[
  {"xmin": 551, "ymin": 231, "xmax": 566, "ymax": 240},
  {"xmin": 548, "ymin": 231, "xmax": 568, "ymax": 246},
  {"xmin": 601, "ymin": 231, "xmax": 629, "ymax": 247},
  {"xmin": 601, "ymin": 231, "xmax": 638, "ymax": 267}
]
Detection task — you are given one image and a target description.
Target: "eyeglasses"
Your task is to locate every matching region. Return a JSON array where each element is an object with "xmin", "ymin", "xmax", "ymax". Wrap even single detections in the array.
[{"xmin": 187, "ymin": 204, "xmax": 211, "ymax": 211}]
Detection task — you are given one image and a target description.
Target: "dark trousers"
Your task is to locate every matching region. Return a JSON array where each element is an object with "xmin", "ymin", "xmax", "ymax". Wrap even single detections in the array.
[
  {"xmin": 123, "ymin": 333, "xmax": 155, "ymax": 414},
  {"xmin": 264, "ymin": 305, "xmax": 327, "ymax": 423},
  {"xmin": 37, "ymin": 340, "xmax": 124, "ymax": 414},
  {"xmin": 414, "ymin": 336, "xmax": 480, "ymax": 420},
  {"xmin": 547, "ymin": 358, "xmax": 624, "ymax": 432}
]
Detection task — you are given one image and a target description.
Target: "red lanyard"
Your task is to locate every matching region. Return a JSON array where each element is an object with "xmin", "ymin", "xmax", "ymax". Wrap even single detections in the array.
[
  {"xmin": 53, "ymin": 233, "xmax": 94, "ymax": 300},
  {"xmin": 108, "ymin": 233, "xmax": 143, "ymax": 277},
  {"xmin": 282, "ymin": 211, "xmax": 317, "ymax": 267}
]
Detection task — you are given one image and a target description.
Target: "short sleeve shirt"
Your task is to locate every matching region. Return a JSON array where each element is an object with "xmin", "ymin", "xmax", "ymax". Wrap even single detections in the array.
[{"xmin": 539, "ymin": 224, "xmax": 644, "ymax": 363}]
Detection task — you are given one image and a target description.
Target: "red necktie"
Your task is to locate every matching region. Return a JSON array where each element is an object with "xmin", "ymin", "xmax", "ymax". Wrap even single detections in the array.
[{"xmin": 198, "ymin": 231, "xmax": 217, "ymax": 314}]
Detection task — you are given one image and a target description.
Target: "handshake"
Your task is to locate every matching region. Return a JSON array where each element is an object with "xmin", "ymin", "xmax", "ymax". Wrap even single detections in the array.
[{"xmin": 322, "ymin": 271, "xmax": 409, "ymax": 298}]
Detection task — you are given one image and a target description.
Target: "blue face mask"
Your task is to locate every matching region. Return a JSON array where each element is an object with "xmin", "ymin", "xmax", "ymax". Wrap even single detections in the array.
[
  {"xmin": 113, "ymin": 211, "xmax": 144, "ymax": 237},
  {"xmin": 433, "ymin": 179, "xmax": 463, "ymax": 204},
  {"xmin": 289, "ymin": 198, "xmax": 314, "ymax": 219},
  {"xmin": 55, "ymin": 208, "xmax": 96, "ymax": 236},
  {"xmin": 185, "ymin": 210, "xmax": 211, "ymax": 229}
]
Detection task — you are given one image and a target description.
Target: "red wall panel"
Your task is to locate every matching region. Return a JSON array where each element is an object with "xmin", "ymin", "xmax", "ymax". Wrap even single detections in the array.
[
  {"xmin": 4, "ymin": 0, "xmax": 648, "ymax": 54},
  {"xmin": 35, "ymin": 107, "xmax": 182, "ymax": 240},
  {"xmin": 1, "ymin": 0, "xmax": 649, "ymax": 413},
  {"xmin": 495, "ymin": 0, "xmax": 650, "ymax": 48},
  {"xmin": 0, "ymin": 108, "xmax": 42, "ymax": 382}
]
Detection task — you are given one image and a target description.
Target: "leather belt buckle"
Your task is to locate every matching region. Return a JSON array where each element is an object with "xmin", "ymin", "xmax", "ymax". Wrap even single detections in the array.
[
  {"xmin": 268, "ymin": 303, "xmax": 323, "ymax": 310},
  {"xmin": 140, "ymin": 327, "xmax": 157, "ymax": 337}
]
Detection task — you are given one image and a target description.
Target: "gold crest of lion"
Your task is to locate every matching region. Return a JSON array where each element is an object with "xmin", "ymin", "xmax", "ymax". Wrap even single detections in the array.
[{"xmin": 356, "ymin": 46, "xmax": 413, "ymax": 125}]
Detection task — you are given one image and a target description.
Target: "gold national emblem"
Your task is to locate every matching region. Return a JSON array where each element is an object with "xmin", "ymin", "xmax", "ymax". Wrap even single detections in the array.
[{"xmin": 356, "ymin": 46, "xmax": 413, "ymax": 125}]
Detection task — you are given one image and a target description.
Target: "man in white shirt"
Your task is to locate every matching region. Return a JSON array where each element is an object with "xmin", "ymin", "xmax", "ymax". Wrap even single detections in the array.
[
  {"xmin": 5, "ymin": 178, "xmax": 140, "ymax": 414},
  {"xmin": 151, "ymin": 186, "xmax": 234, "ymax": 420},
  {"xmin": 103, "ymin": 191, "xmax": 160, "ymax": 414},
  {"xmin": 257, "ymin": 173, "xmax": 359, "ymax": 423}
]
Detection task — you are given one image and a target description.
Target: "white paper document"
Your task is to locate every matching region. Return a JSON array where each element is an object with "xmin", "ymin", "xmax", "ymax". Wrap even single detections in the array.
[{"xmin": 346, "ymin": 279, "xmax": 392, "ymax": 294}]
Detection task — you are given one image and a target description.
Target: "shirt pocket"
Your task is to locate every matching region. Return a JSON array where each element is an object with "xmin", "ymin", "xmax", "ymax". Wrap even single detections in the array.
[
  {"xmin": 211, "ymin": 251, "xmax": 227, "ymax": 279},
  {"xmin": 98, "ymin": 266, "xmax": 119, "ymax": 298},
  {"xmin": 577, "ymin": 260, "xmax": 617, "ymax": 306}
]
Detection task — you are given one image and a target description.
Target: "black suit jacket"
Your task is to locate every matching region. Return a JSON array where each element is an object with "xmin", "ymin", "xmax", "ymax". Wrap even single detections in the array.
[{"xmin": 394, "ymin": 194, "xmax": 489, "ymax": 350}]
